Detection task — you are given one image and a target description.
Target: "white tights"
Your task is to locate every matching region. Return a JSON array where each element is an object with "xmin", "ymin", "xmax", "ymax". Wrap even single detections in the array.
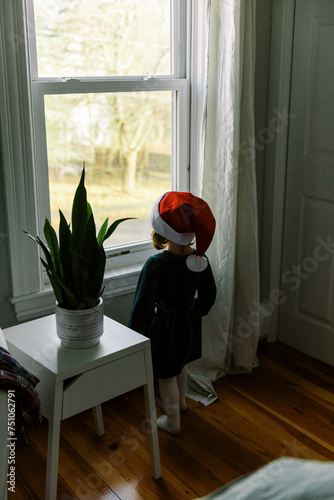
[{"xmin": 157, "ymin": 366, "xmax": 187, "ymax": 434}]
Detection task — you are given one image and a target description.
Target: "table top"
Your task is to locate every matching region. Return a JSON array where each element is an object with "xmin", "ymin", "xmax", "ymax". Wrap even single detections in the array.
[{"xmin": 4, "ymin": 315, "xmax": 150, "ymax": 383}]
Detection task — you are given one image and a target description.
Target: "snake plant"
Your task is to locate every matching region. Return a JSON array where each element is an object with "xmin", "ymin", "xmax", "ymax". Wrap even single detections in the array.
[{"xmin": 25, "ymin": 169, "xmax": 132, "ymax": 310}]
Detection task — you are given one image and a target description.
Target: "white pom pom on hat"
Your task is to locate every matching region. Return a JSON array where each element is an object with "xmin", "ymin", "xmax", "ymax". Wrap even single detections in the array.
[
  {"xmin": 186, "ymin": 253, "xmax": 209, "ymax": 272},
  {"xmin": 151, "ymin": 191, "xmax": 216, "ymax": 272}
]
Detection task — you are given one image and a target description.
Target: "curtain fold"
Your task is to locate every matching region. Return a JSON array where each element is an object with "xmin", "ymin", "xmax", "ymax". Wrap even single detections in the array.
[{"xmin": 187, "ymin": 0, "xmax": 260, "ymax": 401}]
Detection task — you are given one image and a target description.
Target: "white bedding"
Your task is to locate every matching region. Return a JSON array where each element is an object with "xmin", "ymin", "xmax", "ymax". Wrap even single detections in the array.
[{"xmin": 199, "ymin": 458, "xmax": 334, "ymax": 500}]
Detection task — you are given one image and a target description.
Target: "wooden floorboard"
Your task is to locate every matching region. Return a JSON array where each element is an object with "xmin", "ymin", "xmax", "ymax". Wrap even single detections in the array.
[{"xmin": 7, "ymin": 341, "xmax": 334, "ymax": 499}]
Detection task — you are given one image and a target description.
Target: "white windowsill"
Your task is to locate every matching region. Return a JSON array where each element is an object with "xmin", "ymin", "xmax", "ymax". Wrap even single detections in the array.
[{"xmin": 9, "ymin": 260, "xmax": 147, "ymax": 323}]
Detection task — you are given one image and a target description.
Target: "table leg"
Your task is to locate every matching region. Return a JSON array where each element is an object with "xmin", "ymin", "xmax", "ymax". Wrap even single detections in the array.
[
  {"xmin": 45, "ymin": 418, "xmax": 61, "ymax": 500},
  {"xmin": 45, "ymin": 381, "xmax": 63, "ymax": 500},
  {"xmin": 143, "ymin": 381, "xmax": 161, "ymax": 479},
  {"xmin": 93, "ymin": 404, "xmax": 105, "ymax": 436}
]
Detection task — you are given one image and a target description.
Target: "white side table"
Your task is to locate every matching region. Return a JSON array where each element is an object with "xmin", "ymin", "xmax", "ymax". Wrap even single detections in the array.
[{"xmin": 4, "ymin": 315, "xmax": 161, "ymax": 500}]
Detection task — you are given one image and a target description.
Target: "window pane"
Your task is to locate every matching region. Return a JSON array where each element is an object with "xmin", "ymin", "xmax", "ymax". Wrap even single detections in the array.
[
  {"xmin": 44, "ymin": 92, "xmax": 172, "ymax": 247},
  {"xmin": 33, "ymin": 0, "xmax": 171, "ymax": 77}
]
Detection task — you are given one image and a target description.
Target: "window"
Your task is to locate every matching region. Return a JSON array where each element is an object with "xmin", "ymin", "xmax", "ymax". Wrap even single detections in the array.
[
  {"xmin": 29, "ymin": 0, "xmax": 188, "ymax": 250},
  {"xmin": 0, "ymin": 0, "xmax": 190, "ymax": 320}
]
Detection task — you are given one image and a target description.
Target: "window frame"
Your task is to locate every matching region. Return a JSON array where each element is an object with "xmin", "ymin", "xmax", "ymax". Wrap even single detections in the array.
[{"xmin": 0, "ymin": 0, "xmax": 195, "ymax": 321}]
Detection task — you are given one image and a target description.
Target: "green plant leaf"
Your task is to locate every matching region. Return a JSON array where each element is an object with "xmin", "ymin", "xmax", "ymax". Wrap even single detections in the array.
[
  {"xmin": 59, "ymin": 285, "xmax": 79, "ymax": 309},
  {"xmin": 23, "ymin": 230, "xmax": 54, "ymax": 270},
  {"xmin": 59, "ymin": 210, "xmax": 72, "ymax": 286},
  {"xmin": 71, "ymin": 168, "xmax": 87, "ymax": 251},
  {"xmin": 23, "ymin": 230, "xmax": 37, "ymax": 243},
  {"xmin": 44, "ymin": 219, "xmax": 61, "ymax": 279},
  {"xmin": 82, "ymin": 212, "xmax": 106, "ymax": 302},
  {"xmin": 103, "ymin": 218, "xmax": 135, "ymax": 243},
  {"xmin": 97, "ymin": 218, "xmax": 108, "ymax": 247},
  {"xmin": 83, "ymin": 213, "xmax": 101, "ymax": 280},
  {"xmin": 40, "ymin": 258, "xmax": 64, "ymax": 305},
  {"xmin": 89, "ymin": 245, "xmax": 106, "ymax": 299},
  {"xmin": 42, "ymin": 257, "xmax": 78, "ymax": 309},
  {"xmin": 87, "ymin": 202, "xmax": 92, "ymax": 222},
  {"xmin": 69, "ymin": 246, "xmax": 90, "ymax": 307},
  {"xmin": 35, "ymin": 236, "xmax": 54, "ymax": 270},
  {"xmin": 41, "ymin": 258, "xmax": 78, "ymax": 309}
]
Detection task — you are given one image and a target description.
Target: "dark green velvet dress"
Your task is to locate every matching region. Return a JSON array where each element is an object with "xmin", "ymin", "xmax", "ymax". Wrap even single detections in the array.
[{"xmin": 128, "ymin": 250, "xmax": 216, "ymax": 379}]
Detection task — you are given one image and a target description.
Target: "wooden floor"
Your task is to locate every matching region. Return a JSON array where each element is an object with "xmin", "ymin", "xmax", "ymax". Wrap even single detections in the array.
[{"xmin": 8, "ymin": 342, "xmax": 334, "ymax": 499}]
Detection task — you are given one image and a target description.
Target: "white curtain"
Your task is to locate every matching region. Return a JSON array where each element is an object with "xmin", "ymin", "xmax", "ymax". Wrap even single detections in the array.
[{"xmin": 187, "ymin": 0, "xmax": 260, "ymax": 404}]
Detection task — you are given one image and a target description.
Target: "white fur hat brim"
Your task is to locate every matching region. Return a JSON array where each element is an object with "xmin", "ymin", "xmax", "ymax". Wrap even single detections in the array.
[{"xmin": 151, "ymin": 192, "xmax": 195, "ymax": 246}]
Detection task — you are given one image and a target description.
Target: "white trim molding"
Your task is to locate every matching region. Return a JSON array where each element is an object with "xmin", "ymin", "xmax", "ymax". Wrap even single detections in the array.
[
  {"xmin": 0, "ymin": 0, "xmax": 43, "ymax": 298},
  {"xmin": 9, "ymin": 263, "xmax": 145, "ymax": 322},
  {"xmin": 188, "ymin": 0, "xmax": 210, "ymax": 195}
]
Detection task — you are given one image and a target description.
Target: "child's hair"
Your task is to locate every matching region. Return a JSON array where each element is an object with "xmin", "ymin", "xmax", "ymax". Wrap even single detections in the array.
[{"xmin": 151, "ymin": 231, "xmax": 168, "ymax": 250}]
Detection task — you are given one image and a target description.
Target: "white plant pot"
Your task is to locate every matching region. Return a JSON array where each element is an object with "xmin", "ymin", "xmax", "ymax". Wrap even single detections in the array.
[{"xmin": 55, "ymin": 298, "xmax": 104, "ymax": 349}]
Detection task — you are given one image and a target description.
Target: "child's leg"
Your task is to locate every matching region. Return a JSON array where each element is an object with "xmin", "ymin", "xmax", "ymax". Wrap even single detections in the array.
[
  {"xmin": 157, "ymin": 376, "xmax": 180, "ymax": 434},
  {"xmin": 176, "ymin": 366, "xmax": 188, "ymax": 411}
]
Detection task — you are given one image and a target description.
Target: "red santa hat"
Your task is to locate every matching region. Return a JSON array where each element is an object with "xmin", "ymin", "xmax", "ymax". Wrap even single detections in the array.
[{"xmin": 151, "ymin": 191, "xmax": 216, "ymax": 272}]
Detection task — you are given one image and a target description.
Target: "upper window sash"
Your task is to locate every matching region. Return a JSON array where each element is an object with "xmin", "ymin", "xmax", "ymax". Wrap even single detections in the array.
[{"xmin": 25, "ymin": 0, "xmax": 187, "ymax": 80}]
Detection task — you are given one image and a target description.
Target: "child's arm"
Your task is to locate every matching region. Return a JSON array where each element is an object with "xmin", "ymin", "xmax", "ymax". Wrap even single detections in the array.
[
  {"xmin": 128, "ymin": 257, "xmax": 158, "ymax": 334},
  {"xmin": 195, "ymin": 259, "xmax": 217, "ymax": 316}
]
